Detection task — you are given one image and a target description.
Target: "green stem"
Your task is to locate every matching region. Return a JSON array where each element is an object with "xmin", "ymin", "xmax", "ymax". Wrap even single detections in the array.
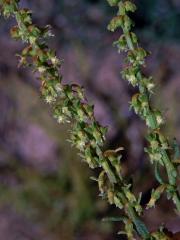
[
  {"xmin": 124, "ymin": 32, "xmax": 134, "ymax": 50},
  {"xmin": 101, "ymin": 160, "xmax": 117, "ymax": 184},
  {"xmin": 161, "ymin": 150, "xmax": 177, "ymax": 186},
  {"xmin": 120, "ymin": 193, "xmax": 150, "ymax": 239},
  {"xmin": 128, "ymin": 206, "xmax": 150, "ymax": 239},
  {"xmin": 122, "ymin": 17, "xmax": 180, "ymax": 211}
]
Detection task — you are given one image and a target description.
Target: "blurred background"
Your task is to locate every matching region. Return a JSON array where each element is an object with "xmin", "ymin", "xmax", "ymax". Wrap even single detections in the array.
[{"xmin": 0, "ymin": 0, "xmax": 180, "ymax": 239}]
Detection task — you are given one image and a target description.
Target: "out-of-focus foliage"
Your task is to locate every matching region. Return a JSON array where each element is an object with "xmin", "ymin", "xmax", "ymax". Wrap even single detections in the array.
[{"xmin": 135, "ymin": 0, "xmax": 180, "ymax": 39}]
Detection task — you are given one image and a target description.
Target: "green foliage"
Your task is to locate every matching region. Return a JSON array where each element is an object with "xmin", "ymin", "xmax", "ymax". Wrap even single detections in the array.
[{"xmin": 0, "ymin": 0, "xmax": 179, "ymax": 239}]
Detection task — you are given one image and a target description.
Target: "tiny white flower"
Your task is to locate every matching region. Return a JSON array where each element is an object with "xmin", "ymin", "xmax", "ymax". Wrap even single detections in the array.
[
  {"xmin": 78, "ymin": 140, "xmax": 85, "ymax": 149},
  {"xmin": 62, "ymin": 107, "xmax": 70, "ymax": 115},
  {"xmin": 156, "ymin": 115, "xmax": 164, "ymax": 125},
  {"xmin": 51, "ymin": 56, "xmax": 59, "ymax": 65},
  {"xmin": 45, "ymin": 95, "xmax": 54, "ymax": 103},
  {"xmin": 46, "ymin": 28, "xmax": 54, "ymax": 38},
  {"xmin": 55, "ymin": 83, "xmax": 62, "ymax": 93},
  {"xmin": 29, "ymin": 36, "xmax": 36, "ymax": 44},
  {"xmin": 147, "ymin": 83, "xmax": 155, "ymax": 91},
  {"xmin": 38, "ymin": 66, "xmax": 46, "ymax": 73},
  {"xmin": 57, "ymin": 115, "xmax": 64, "ymax": 123},
  {"xmin": 128, "ymin": 75, "xmax": 136, "ymax": 83}
]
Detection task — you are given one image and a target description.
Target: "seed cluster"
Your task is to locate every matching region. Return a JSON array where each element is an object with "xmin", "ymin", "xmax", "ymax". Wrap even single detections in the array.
[
  {"xmin": 0, "ymin": 0, "xmax": 179, "ymax": 239},
  {"xmin": 107, "ymin": 0, "xmax": 180, "ymax": 213}
]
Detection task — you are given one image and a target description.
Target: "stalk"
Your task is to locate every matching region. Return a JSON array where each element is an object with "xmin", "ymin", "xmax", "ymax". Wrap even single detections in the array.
[{"xmin": 107, "ymin": 0, "xmax": 180, "ymax": 211}]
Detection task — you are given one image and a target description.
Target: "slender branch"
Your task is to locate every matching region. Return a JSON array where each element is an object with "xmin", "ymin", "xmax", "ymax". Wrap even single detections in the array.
[{"xmin": 107, "ymin": 0, "xmax": 180, "ymax": 211}]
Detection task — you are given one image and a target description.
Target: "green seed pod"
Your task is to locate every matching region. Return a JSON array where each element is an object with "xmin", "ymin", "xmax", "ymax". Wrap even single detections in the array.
[
  {"xmin": 151, "ymin": 229, "xmax": 170, "ymax": 240},
  {"xmin": 84, "ymin": 146, "xmax": 97, "ymax": 169},
  {"xmin": 99, "ymin": 126, "xmax": 108, "ymax": 141},
  {"xmin": 144, "ymin": 77, "xmax": 155, "ymax": 92},
  {"xmin": 113, "ymin": 34, "xmax": 127, "ymax": 52},
  {"xmin": 127, "ymin": 50, "xmax": 137, "ymax": 64},
  {"xmin": 107, "ymin": 16, "xmax": 123, "ymax": 32},
  {"xmin": 98, "ymin": 171, "xmax": 107, "ymax": 194},
  {"xmin": 122, "ymin": 66, "xmax": 139, "ymax": 86},
  {"xmin": 150, "ymin": 140, "xmax": 159, "ymax": 150},
  {"xmin": 77, "ymin": 108, "xmax": 85, "ymax": 122},
  {"xmin": 27, "ymin": 25, "xmax": 41, "ymax": 43},
  {"xmin": 107, "ymin": 188, "xmax": 115, "ymax": 204},
  {"xmin": 124, "ymin": 219, "xmax": 134, "ymax": 240},
  {"xmin": 123, "ymin": 15, "xmax": 134, "ymax": 32},
  {"xmin": 154, "ymin": 110, "xmax": 164, "ymax": 126},
  {"xmin": 124, "ymin": 1, "xmax": 137, "ymax": 12},
  {"xmin": 166, "ymin": 185, "xmax": 176, "ymax": 200},
  {"xmin": 104, "ymin": 151, "xmax": 122, "ymax": 178},
  {"xmin": 123, "ymin": 187, "xmax": 136, "ymax": 204},
  {"xmin": 1, "ymin": 0, "xmax": 19, "ymax": 17},
  {"xmin": 83, "ymin": 104, "xmax": 94, "ymax": 118},
  {"xmin": 135, "ymin": 47, "xmax": 147, "ymax": 65},
  {"xmin": 146, "ymin": 185, "xmax": 166, "ymax": 209},
  {"xmin": 155, "ymin": 131, "xmax": 169, "ymax": 150},
  {"xmin": 63, "ymin": 85, "xmax": 74, "ymax": 100},
  {"xmin": 152, "ymin": 152, "xmax": 163, "ymax": 163},
  {"xmin": 130, "ymin": 32, "xmax": 138, "ymax": 44},
  {"xmin": 19, "ymin": 8, "xmax": 32, "ymax": 24},
  {"xmin": 92, "ymin": 129, "xmax": 103, "ymax": 145},
  {"xmin": 131, "ymin": 93, "xmax": 141, "ymax": 113},
  {"xmin": 139, "ymin": 94, "xmax": 149, "ymax": 112},
  {"xmin": 114, "ymin": 195, "xmax": 123, "ymax": 209},
  {"xmin": 146, "ymin": 112, "xmax": 158, "ymax": 129},
  {"xmin": 118, "ymin": 2, "xmax": 126, "ymax": 15},
  {"xmin": 134, "ymin": 203, "xmax": 143, "ymax": 216}
]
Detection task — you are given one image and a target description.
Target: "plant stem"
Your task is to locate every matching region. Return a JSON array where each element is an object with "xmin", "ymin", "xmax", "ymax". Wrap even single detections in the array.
[
  {"xmin": 107, "ymin": 0, "xmax": 180, "ymax": 212},
  {"xmin": 124, "ymin": 32, "xmax": 134, "ymax": 50},
  {"xmin": 120, "ymin": 192, "xmax": 150, "ymax": 239}
]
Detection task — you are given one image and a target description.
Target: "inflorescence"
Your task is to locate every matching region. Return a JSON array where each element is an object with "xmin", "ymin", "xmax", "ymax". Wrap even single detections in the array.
[{"xmin": 0, "ymin": 0, "xmax": 179, "ymax": 239}]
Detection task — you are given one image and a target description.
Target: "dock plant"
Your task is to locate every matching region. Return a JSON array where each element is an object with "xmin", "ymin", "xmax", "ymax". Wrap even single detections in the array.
[{"xmin": 0, "ymin": 0, "xmax": 179, "ymax": 239}]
